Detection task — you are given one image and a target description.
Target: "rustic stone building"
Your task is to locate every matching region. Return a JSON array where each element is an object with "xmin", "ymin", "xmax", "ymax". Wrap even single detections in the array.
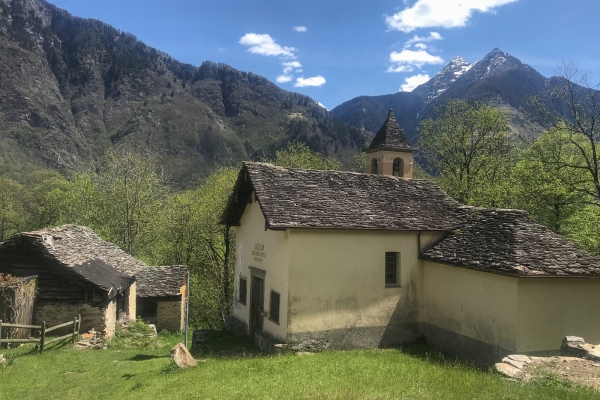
[
  {"xmin": 135, "ymin": 266, "xmax": 187, "ymax": 332},
  {"xmin": 0, "ymin": 225, "xmax": 137, "ymax": 337},
  {"xmin": 222, "ymin": 109, "xmax": 600, "ymax": 363}
]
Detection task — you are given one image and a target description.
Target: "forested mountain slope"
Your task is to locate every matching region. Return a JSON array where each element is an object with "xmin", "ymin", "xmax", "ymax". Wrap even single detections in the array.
[{"xmin": 0, "ymin": 0, "xmax": 369, "ymax": 186}]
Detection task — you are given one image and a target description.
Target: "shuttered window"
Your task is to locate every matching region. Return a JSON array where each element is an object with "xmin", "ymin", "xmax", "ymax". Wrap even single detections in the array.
[
  {"xmin": 239, "ymin": 277, "xmax": 247, "ymax": 305},
  {"xmin": 269, "ymin": 290, "xmax": 280, "ymax": 324},
  {"xmin": 385, "ymin": 252, "xmax": 400, "ymax": 286}
]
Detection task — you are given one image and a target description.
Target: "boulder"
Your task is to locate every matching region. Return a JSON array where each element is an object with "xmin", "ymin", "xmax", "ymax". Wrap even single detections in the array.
[
  {"xmin": 502, "ymin": 357, "xmax": 525, "ymax": 370},
  {"xmin": 560, "ymin": 336, "xmax": 587, "ymax": 357},
  {"xmin": 507, "ymin": 354, "xmax": 531, "ymax": 364},
  {"xmin": 170, "ymin": 343, "xmax": 196, "ymax": 368},
  {"xmin": 495, "ymin": 362, "xmax": 524, "ymax": 379}
]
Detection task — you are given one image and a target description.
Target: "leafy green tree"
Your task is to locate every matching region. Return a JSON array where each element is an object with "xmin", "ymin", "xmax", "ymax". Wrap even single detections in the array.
[
  {"xmin": 0, "ymin": 177, "xmax": 28, "ymax": 241},
  {"xmin": 418, "ymin": 100, "xmax": 514, "ymax": 206},
  {"xmin": 512, "ymin": 125, "xmax": 587, "ymax": 233},
  {"xmin": 23, "ymin": 169, "xmax": 69, "ymax": 229},
  {"xmin": 264, "ymin": 142, "xmax": 341, "ymax": 170},
  {"xmin": 151, "ymin": 168, "xmax": 237, "ymax": 328},
  {"xmin": 93, "ymin": 150, "xmax": 168, "ymax": 256}
]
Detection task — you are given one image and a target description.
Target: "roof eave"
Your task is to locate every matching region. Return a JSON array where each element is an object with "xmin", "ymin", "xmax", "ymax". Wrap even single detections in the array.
[{"xmin": 420, "ymin": 258, "xmax": 600, "ymax": 279}]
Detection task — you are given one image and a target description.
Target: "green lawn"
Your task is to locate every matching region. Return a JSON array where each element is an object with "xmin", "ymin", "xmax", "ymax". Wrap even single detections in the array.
[{"xmin": 1, "ymin": 332, "xmax": 598, "ymax": 400}]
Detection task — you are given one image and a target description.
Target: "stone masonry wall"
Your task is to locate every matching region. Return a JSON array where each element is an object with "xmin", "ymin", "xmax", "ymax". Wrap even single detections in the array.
[
  {"xmin": 35, "ymin": 303, "xmax": 104, "ymax": 336},
  {"xmin": 157, "ymin": 301, "xmax": 182, "ymax": 332},
  {"xmin": 35, "ymin": 300, "xmax": 118, "ymax": 338}
]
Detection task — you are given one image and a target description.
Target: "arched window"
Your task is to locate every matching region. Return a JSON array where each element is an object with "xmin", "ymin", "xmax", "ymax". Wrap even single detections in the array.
[
  {"xmin": 371, "ymin": 158, "xmax": 378, "ymax": 175},
  {"xmin": 393, "ymin": 158, "xmax": 404, "ymax": 177}
]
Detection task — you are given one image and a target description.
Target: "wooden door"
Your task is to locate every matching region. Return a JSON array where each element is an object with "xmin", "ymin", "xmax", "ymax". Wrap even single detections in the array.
[{"xmin": 249, "ymin": 275, "xmax": 264, "ymax": 333}]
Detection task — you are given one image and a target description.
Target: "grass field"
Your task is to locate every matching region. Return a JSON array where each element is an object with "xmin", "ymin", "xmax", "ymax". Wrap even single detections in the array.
[{"xmin": 1, "ymin": 331, "xmax": 599, "ymax": 400}]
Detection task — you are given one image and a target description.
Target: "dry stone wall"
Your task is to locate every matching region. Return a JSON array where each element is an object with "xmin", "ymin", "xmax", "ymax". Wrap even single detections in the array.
[
  {"xmin": 35, "ymin": 303, "xmax": 103, "ymax": 335},
  {"xmin": 157, "ymin": 301, "xmax": 183, "ymax": 332},
  {"xmin": 35, "ymin": 300, "xmax": 117, "ymax": 338}
]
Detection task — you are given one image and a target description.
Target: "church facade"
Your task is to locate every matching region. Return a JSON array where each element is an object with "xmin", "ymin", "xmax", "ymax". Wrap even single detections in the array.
[{"xmin": 222, "ymin": 110, "xmax": 600, "ymax": 363}]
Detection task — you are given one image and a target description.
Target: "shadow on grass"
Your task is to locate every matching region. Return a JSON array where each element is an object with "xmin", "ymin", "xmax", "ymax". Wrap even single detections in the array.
[
  {"xmin": 128, "ymin": 354, "xmax": 166, "ymax": 361},
  {"xmin": 190, "ymin": 330, "xmax": 262, "ymax": 359},
  {"xmin": 393, "ymin": 339, "xmax": 489, "ymax": 371}
]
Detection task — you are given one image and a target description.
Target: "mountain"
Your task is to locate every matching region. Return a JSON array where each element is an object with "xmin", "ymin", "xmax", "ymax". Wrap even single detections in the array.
[
  {"xmin": 412, "ymin": 56, "xmax": 472, "ymax": 103},
  {"xmin": 332, "ymin": 48, "xmax": 554, "ymax": 143},
  {"xmin": 0, "ymin": 0, "xmax": 369, "ymax": 186}
]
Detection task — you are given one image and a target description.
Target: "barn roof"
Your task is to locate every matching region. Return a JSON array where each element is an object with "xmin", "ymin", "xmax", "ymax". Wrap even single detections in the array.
[
  {"xmin": 0, "ymin": 225, "xmax": 137, "ymax": 296},
  {"xmin": 135, "ymin": 266, "xmax": 187, "ymax": 298},
  {"xmin": 366, "ymin": 109, "xmax": 414, "ymax": 152},
  {"xmin": 421, "ymin": 208, "xmax": 600, "ymax": 277},
  {"xmin": 222, "ymin": 162, "xmax": 469, "ymax": 231}
]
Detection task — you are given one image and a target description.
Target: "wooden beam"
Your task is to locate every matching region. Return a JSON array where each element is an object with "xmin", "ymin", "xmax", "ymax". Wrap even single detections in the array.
[{"xmin": 45, "ymin": 320, "xmax": 75, "ymax": 333}]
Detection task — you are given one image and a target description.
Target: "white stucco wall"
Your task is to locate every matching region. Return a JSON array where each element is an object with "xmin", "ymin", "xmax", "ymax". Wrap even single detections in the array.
[
  {"xmin": 422, "ymin": 261, "xmax": 519, "ymax": 352},
  {"xmin": 232, "ymin": 194, "xmax": 290, "ymax": 341},
  {"xmin": 517, "ymin": 278, "xmax": 600, "ymax": 353},
  {"xmin": 286, "ymin": 229, "xmax": 425, "ymax": 342}
]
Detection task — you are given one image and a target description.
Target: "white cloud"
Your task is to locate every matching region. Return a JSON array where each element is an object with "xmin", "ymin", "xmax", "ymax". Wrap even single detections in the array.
[
  {"xmin": 317, "ymin": 102, "xmax": 329, "ymax": 111},
  {"xmin": 239, "ymin": 33, "xmax": 296, "ymax": 58},
  {"xmin": 387, "ymin": 49, "xmax": 444, "ymax": 72},
  {"xmin": 386, "ymin": 0, "xmax": 519, "ymax": 32},
  {"xmin": 295, "ymin": 76, "xmax": 326, "ymax": 87},
  {"xmin": 293, "ymin": 26, "xmax": 307, "ymax": 32},
  {"xmin": 405, "ymin": 31, "xmax": 443, "ymax": 46},
  {"xmin": 282, "ymin": 61, "xmax": 302, "ymax": 74},
  {"xmin": 400, "ymin": 74, "xmax": 430, "ymax": 92},
  {"xmin": 276, "ymin": 75, "xmax": 293, "ymax": 83},
  {"xmin": 414, "ymin": 43, "xmax": 428, "ymax": 50}
]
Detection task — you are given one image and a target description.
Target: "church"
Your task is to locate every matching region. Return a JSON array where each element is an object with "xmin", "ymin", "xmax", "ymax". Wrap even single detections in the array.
[{"xmin": 222, "ymin": 110, "xmax": 600, "ymax": 363}]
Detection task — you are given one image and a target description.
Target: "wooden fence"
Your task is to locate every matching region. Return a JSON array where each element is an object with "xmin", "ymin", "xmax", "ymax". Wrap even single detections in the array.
[{"xmin": 0, "ymin": 315, "xmax": 81, "ymax": 353}]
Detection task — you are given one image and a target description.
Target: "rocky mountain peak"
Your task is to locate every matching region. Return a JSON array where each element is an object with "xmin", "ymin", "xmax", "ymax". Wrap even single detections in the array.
[
  {"xmin": 466, "ymin": 48, "xmax": 523, "ymax": 81},
  {"xmin": 412, "ymin": 56, "xmax": 472, "ymax": 102}
]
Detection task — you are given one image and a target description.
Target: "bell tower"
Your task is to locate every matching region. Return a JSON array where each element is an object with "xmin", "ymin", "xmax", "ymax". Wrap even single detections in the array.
[{"xmin": 364, "ymin": 108, "xmax": 416, "ymax": 178}]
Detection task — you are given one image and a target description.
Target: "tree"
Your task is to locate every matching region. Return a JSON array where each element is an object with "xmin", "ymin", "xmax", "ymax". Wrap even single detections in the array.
[
  {"xmin": 0, "ymin": 177, "xmax": 28, "ymax": 241},
  {"xmin": 529, "ymin": 61, "xmax": 600, "ymax": 206},
  {"xmin": 264, "ymin": 142, "xmax": 341, "ymax": 170},
  {"xmin": 512, "ymin": 125, "xmax": 587, "ymax": 233},
  {"xmin": 23, "ymin": 169, "xmax": 69, "ymax": 229},
  {"xmin": 94, "ymin": 150, "xmax": 168, "ymax": 256},
  {"xmin": 151, "ymin": 168, "xmax": 238, "ymax": 328},
  {"xmin": 417, "ymin": 99, "xmax": 514, "ymax": 206}
]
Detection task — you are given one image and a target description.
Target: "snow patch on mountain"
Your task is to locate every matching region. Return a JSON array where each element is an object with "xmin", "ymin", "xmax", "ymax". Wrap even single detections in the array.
[{"xmin": 412, "ymin": 56, "xmax": 472, "ymax": 103}]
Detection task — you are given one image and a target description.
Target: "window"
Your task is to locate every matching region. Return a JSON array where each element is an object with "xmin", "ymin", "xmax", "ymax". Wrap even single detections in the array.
[
  {"xmin": 393, "ymin": 158, "xmax": 404, "ymax": 177},
  {"xmin": 385, "ymin": 252, "xmax": 399, "ymax": 286},
  {"xmin": 371, "ymin": 158, "xmax": 378, "ymax": 174},
  {"xmin": 269, "ymin": 290, "xmax": 280, "ymax": 324},
  {"xmin": 239, "ymin": 277, "xmax": 247, "ymax": 305}
]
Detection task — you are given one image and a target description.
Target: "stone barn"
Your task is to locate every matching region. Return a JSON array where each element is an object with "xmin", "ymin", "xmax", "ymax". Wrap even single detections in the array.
[
  {"xmin": 135, "ymin": 266, "xmax": 188, "ymax": 332},
  {"xmin": 0, "ymin": 225, "xmax": 138, "ymax": 337}
]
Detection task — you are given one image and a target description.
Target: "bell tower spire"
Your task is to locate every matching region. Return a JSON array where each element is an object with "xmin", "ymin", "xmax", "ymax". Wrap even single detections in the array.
[{"xmin": 363, "ymin": 108, "xmax": 416, "ymax": 178}]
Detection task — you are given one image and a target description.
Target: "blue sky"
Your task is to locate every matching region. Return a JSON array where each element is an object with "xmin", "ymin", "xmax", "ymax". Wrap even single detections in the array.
[{"xmin": 56, "ymin": 0, "xmax": 600, "ymax": 110}]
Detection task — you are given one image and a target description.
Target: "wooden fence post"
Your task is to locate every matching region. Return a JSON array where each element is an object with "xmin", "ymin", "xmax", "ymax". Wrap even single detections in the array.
[
  {"xmin": 72, "ymin": 317, "xmax": 77, "ymax": 344},
  {"xmin": 40, "ymin": 321, "xmax": 45, "ymax": 354},
  {"xmin": 0, "ymin": 320, "xmax": 3, "ymax": 348},
  {"xmin": 77, "ymin": 314, "xmax": 81, "ymax": 336}
]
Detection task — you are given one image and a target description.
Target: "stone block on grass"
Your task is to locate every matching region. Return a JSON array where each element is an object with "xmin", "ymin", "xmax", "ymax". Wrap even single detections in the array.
[{"xmin": 170, "ymin": 343, "xmax": 196, "ymax": 368}]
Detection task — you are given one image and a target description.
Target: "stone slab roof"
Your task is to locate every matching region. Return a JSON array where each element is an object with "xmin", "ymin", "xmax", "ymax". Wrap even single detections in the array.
[
  {"xmin": 0, "ymin": 225, "xmax": 137, "ymax": 295},
  {"xmin": 223, "ymin": 162, "xmax": 469, "ymax": 231},
  {"xmin": 421, "ymin": 209, "xmax": 600, "ymax": 277},
  {"xmin": 136, "ymin": 266, "xmax": 187, "ymax": 298},
  {"xmin": 367, "ymin": 109, "xmax": 414, "ymax": 151}
]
